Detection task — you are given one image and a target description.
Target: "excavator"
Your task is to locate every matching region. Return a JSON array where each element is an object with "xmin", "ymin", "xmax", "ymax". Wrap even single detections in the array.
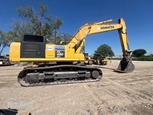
[{"xmin": 9, "ymin": 18, "xmax": 135, "ymax": 87}]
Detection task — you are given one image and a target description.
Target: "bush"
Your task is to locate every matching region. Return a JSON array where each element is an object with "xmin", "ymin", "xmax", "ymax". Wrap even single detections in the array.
[
  {"xmin": 133, "ymin": 57, "xmax": 153, "ymax": 61},
  {"xmin": 111, "ymin": 57, "xmax": 153, "ymax": 61}
]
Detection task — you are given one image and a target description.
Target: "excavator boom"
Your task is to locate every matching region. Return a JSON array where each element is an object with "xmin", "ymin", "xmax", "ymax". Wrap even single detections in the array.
[
  {"xmin": 68, "ymin": 18, "xmax": 130, "ymax": 53},
  {"xmin": 67, "ymin": 18, "xmax": 134, "ymax": 73}
]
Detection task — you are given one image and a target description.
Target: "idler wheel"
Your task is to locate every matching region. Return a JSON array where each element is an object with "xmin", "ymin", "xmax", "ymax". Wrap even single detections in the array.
[{"xmin": 92, "ymin": 70, "xmax": 99, "ymax": 79}]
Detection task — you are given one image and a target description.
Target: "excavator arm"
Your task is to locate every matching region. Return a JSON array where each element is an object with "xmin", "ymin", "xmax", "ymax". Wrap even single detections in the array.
[
  {"xmin": 68, "ymin": 18, "xmax": 134, "ymax": 72},
  {"xmin": 68, "ymin": 18, "xmax": 130, "ymax": 53}
]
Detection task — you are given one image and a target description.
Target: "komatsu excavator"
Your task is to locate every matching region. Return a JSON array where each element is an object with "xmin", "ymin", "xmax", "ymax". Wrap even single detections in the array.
[{"xmin": 9, "ymin": 18, "xmax": 135, "ymax": 87}]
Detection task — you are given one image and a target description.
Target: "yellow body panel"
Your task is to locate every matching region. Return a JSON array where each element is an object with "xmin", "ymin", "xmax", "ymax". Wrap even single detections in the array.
[
  {"xmin": 66, "ymin": 46, "xmax": 74, "ymax": 58},
  {"xmin": 45, "ymin": 44, "xmax": 55, "ymax": 58},
  {"xmin": 9, "ymin": 42, "xmax": 85, "ymax": 62},
  {"xmin": 9, "ymin": 42, "xmax": 20, "ymax": 62},
  {"xmin": 19, "ymin": 58, "xmax": 85, "ymax": 62}
]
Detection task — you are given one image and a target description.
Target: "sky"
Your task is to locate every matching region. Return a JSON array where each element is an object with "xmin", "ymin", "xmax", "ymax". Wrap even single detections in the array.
[{"xmin": 0, "ymin": 0, "xmax": 153, "ymax": 56}]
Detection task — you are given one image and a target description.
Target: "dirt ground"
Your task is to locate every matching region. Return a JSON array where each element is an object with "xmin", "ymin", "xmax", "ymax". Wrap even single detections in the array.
[{"xmin": 0, "ymin": 60, "xmax": 153, "ymax": 115}]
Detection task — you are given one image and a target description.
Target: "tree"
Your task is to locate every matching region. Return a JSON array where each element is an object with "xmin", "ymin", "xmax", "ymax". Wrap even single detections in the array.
[
  {"xmin": 48, "ymin": 33, "xmax": 73, "ymax": 44},
  {"xmin": 94, "ymin": 44, "xmax": 114, "ymax": 57},
  {"xmin": 0, "ymin": 30, "xmax": 12, "ymax": 55},
  {"xmin": 10, "ymin": 3, "xmax": 63, "ymax": 42},
  {"xmin": 132, "ymin": 49, "xmax": 147, "ymax": 57},
  {"xmin": 9, "ymin": 20, "xmax": 31, "ymax": 42},
  {"xmin": 63, "ymin": 33, "xmax": 73, "ymax": 42}
]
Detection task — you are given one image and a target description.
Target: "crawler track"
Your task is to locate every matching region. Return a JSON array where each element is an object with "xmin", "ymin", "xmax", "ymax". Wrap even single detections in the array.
[{"xmin": 18, "ymin": 65, "xmax": 103, "ymax": 87}]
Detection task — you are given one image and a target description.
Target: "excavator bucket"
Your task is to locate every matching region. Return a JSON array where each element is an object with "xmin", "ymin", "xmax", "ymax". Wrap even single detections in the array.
[{"xmin": 114, "ymin": 59, "xmax": 135, "ymax": 73}]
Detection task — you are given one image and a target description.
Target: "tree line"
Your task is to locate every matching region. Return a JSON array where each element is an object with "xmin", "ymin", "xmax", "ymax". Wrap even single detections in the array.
[
  {"xmin": 94, "ymin": 44, "xmax": 153, "ymax": 61},
  {"xmin": 132, "ymin": 49, "xmax": 153, "ymax": 61}
]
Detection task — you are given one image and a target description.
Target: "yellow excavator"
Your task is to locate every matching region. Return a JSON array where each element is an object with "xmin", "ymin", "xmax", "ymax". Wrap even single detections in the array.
[{"xmin": 9, "ymin": 18, "xmax": 135, "ymax": 87}]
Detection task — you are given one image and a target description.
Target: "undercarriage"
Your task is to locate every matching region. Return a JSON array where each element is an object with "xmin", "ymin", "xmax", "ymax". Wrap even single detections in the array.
[
  {"xmin": 17, "ymin": 56, "xmax": 134, "ymax": 87},
  {"xmin": 18, "ymin": 64, "xmax": 103, "ymax": 87}
]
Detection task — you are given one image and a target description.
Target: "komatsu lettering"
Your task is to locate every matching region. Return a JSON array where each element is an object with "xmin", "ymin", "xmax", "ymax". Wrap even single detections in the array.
[{"xmin": 101, "ymin": 26, "xmax": 114, "ymax": 29}]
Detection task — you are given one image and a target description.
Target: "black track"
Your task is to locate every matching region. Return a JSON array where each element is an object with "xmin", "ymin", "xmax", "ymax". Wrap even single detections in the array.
[{"xmin": 18, "ymin": 65, "xmax": 103, "ymax": 87}]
